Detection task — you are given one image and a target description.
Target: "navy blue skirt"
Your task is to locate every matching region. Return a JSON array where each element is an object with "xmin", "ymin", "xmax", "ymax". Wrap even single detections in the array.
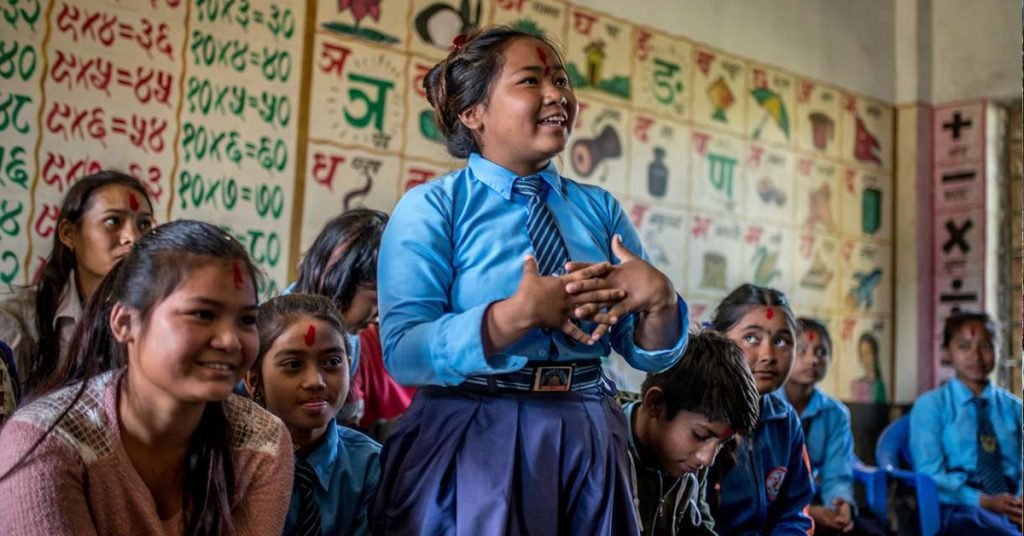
[{"xmin": 369, "ymin": 384, "xmax": 640, "ymax": 535}]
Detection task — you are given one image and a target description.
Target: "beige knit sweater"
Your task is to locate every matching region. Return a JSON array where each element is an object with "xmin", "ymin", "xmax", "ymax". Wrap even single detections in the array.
[{"xmin": 0, "ymin": 371, "xmax": 293, "ymax": 535}]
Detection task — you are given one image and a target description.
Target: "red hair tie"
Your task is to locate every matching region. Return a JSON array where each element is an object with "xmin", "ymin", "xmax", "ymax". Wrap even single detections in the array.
[{"xmin": 449, "ymin": 33, "xmax": 467, "ymax": 53}]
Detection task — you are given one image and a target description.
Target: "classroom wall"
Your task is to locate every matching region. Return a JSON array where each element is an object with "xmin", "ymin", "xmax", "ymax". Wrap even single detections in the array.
[
  {"xmin": 582, "ymin": 0, "xmax": 897, "ymax": 102},
  {"xmin": 0, "ymin": 0, "xmax": 1016, "ymax": 407}
]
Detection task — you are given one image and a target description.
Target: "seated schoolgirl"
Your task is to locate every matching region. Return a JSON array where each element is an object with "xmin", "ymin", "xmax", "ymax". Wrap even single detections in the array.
[
  {"xmin": 626, "ymin": 330, "xmax": 760, "ymax": 535},
  {"xmin": 245, "ymin": 293, "xmax": 381, "ymax": 536},
  {"xmin": 290, "ymin": 208, "xmax": 388, "ymax": 424},
  {"xmin": 0, "ymin": 170, "xmax": 154, "ymax": 398},
  {"xmin": 709, "ymin": 284, "xmax": 815, "ymax": 534},
  {"xmin": 781, "ymin": 317, "xmax": 886, "ymax": 535},
  {"xmin": 0, "ymin": 220, "xmax": 292, "ymax": 535},
  {"xmin": 910, "ymin": 310, "xmax": 1022, "ymax": 536}
]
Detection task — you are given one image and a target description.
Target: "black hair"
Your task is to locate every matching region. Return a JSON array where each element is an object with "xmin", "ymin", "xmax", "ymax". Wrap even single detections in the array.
[
  {"xmin": 710, "ymin": 283, "xmax": 798, "ymax": 337},
  {"xmin": 6, "ymin": 220, "xmax": 260, "ymax": 536},
  {"xmin": 423, "ymin": 25, "xmax": 568, "ymax": 158},
  {"xmin": 294, "ymin": 208, "xmax": 387, "ymax": 313},
  {"xmin": 641, "ymin": 330, "xmax": 759, "ymax": 438},
  {"xmin": 27, "ymin": 170, "xmax": 153, "ymax": 394},
  {"xmin": 246, "ymin": 293, "xmax": 348, "ymax": 406},
  {"xmin": 797, "ymin": 317, "xmax": 833, "ymax": 356},
  {"xmin": 941, "ymin": 310, "xmax": 997, "ymax": 349}
]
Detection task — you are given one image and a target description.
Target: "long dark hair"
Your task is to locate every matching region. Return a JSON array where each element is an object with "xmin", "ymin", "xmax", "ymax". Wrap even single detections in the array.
[
  {"xmin": 294, "ymin": 208, "xmax": 387, "ymax": 312},
  {"xmin": 246, "ymin": 293, "xmax": 347, "ymax": 405},
  {"xmin": 423, "ymin": 25, "xmax": 568, "ymax": 158},
  {"xmin": 28, "ymin": 170, "xmax": 152, "ymax": 393},
  {"xmin": 5, "ymin": 220, "xmax": 260, "ymax": 536}
]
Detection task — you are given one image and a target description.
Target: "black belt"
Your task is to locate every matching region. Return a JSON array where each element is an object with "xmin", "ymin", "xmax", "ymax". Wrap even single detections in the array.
[{"xmin": 459, "ymin": 361, "xmax": 604, "ymax": 393}]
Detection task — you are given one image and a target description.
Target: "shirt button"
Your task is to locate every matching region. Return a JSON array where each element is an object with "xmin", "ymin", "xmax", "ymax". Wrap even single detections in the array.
[{"xmin": 538, "ymin": 349, "xmax": 548, "ymax": 358}]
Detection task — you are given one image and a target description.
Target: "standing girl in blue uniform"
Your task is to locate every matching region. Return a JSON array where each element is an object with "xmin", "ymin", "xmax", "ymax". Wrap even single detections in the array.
[
  {"xmin": 910, "ymin": 311, "xmax": 1022, "ymax": 536},
  {"xmin": 709, "ymin": 284, "xmax": 815, "ymax": 535},
  {"xmin": 370, "ymin": 26, "xmax": 689, "ymax": 535}
]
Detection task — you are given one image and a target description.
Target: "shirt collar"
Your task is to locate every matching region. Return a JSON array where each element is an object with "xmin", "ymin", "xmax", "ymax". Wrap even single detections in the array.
[
  {"xmin": 467, "ymin": 153, "xmax": 563, "ymax": 201},
  {"xmin": 801, "ymin": 388, "xmax": 826, "ymax": 419},
  {"xmin": 760, "ymin": 391, "xmax": 790, "ymax": 421},
  {"xmin": 298, "ymin": 419, "xmax": 340, "ymax": 491},
  {"xmin": 54, "ymin": 272, "xmax": 84, "ymax": 328},
  {"xmin": 949, "ymin": 376, "xmax": 994, "ymax": 406}
]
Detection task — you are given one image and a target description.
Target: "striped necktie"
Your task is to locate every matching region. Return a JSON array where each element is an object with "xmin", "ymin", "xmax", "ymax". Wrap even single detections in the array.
[
  {"xmin": 513, "ymin": 176, "xmax": 571, "ymax": 276},
  {"xmin": 971, "ymin": 397, "xmax": 1010, "ymax": 494},
  {"xmin": 294, "ymin": 460, "xmax": 323, "ymax": 536}
]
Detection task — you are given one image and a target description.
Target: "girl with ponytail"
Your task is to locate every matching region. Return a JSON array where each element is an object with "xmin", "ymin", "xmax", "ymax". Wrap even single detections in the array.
[{"xmin": 0, "ymin": 220, "xmax": 293, "ymax": 536}]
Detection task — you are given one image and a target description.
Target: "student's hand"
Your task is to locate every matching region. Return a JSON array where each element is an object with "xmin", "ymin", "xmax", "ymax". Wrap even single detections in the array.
[
  {"xmin": 980, "ymin": 494, "xmax": 1022, "ymax": 525},
  {"xmin": 565, "ymin": 235, "xmax": 676, "ymax": 326},
  {"xmin": 831, "ymin": 498, "xmax": 854, "ymax": 533},
  {"xmin": 511, "ymin": 256, "xmax": 623, "ymax": 345},
  {"xmin": 808, "ymin": 503, "xmax": 854, "ymax": 534}
]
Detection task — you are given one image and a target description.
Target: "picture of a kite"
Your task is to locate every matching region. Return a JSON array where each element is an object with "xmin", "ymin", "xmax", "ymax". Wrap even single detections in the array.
[
  {"xmin": 750, "ymin": 87, "xmax": 790, "ymax": 140},
  {"xmin": 706, "ymin": 77, "xmax": 735, "ymax": 122}
]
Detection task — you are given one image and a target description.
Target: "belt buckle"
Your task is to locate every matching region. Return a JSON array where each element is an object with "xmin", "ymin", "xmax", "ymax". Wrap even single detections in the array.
[{"xmin": 532, "ymin": 365, "xmax": 573, "ymax": 392}]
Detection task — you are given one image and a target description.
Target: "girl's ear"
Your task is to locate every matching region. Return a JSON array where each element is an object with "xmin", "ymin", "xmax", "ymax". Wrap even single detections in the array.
[
  {"xmin": 109, "ymin": 302, "xmax": 135, "ymax": 344},
  {"xmin": 57, "ymin": 219, "xmax": 77, "ymax": 251},
  {"xmin": 458, "ymin": 104, "xmax": 484, "ymax": 132}
]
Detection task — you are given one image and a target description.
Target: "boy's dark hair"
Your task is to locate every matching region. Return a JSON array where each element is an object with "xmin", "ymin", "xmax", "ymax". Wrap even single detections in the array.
[
  {"xmin": 941, "ymin": 309, "xmax": 997, "ymax": 349},
  {"xmin": 797, "ymin": 317, "xmax": 833, "ymax": 355},
  {"xmin": 29, "ymin": 170, "xmax": 153, "ymax": 393},
  {"xmin": 247, "ymin": 293, "xmax": 347, "ymax": 406},
  {"xmin": 710, "ymin": 283, "xmax": 798, "ymax": 336},
  {"xmin": 641, "ymin": 330, "xmax": 760, "ymax": 438},
  {"xmin": 295, "ymin": 208, "xmax": 387, "ymax": 311},
  {"xmin": 423, "ymin": 25, "xmax": 568, "ymax": 158}
]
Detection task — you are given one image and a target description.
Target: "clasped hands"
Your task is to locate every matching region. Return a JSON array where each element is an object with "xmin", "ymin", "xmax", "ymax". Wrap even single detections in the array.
[{"xmin": 509, "ymin": 235, "xmax": 676, "ymax": 346}]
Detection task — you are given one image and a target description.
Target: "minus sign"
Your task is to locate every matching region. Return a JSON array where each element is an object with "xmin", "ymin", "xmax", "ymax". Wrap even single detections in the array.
[{"xmin": 941, "ymin": 171, "xmax": 975, "ymax": 183}]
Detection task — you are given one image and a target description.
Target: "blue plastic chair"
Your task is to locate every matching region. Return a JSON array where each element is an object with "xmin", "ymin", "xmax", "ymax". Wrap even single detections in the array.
[
  {"xmin": 852, "ymin": 453, "xmax": 888, "ymax": 522},
  {"xmin": 876, "ymin": 415, "xmax": 941, "ymax": 536}
]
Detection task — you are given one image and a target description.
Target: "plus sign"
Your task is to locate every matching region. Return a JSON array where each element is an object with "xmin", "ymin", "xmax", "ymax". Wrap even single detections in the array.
[{"xmin": 942, "ymin": 111, "xmax": 972, "ymax": 140}]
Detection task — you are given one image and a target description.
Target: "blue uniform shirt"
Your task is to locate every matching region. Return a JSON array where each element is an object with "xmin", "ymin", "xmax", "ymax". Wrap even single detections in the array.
[
  {"xmin": 909, "ymin": 377, "xmax": 1023, "ymax": 507},
  {"xmin": 284, "ymin": 420, "xmax": 381, "ymax": 536},
  {"xmin": 377, "ymin": 153, "xmax": 689, "ymax": 386},
  {"xmin": 779, "ymin": 386, "xmax": 856, "ymax": 508},
  {"xmin": 716, "ymin": 391, "xmax": 816, "ymax": 535}
]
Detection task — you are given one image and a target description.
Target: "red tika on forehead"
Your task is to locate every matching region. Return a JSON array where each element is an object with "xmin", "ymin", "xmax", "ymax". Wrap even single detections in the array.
[
  {"xmin": 536, "ymin": 46, "xmax": 550, "ymax": 76},
  {"xmin": 128, "ymin": 193, "xmax": 140, "ymax": 211},
  {"xmin": 305, "ymin": 325, "xmax": 316, "ymax": 347},
  {"xmin": 765, "ymin": 308, "xmax": 774, "ymax": 320},
  {"xmin": 232, "ymin": 260, "xmax": 243, "ymax": 290},
  {"xmin": 807, "ymin": 330, "xmax": 815, "ymax": 341}
]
